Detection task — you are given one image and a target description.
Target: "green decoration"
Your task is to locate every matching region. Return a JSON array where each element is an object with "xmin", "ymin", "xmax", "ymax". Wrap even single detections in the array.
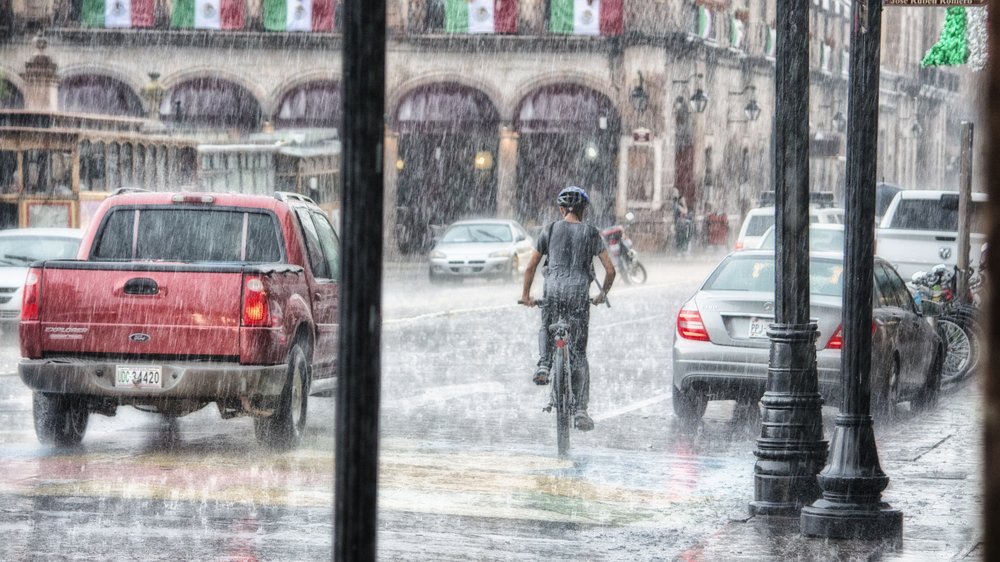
[{"xmin": 921, "ymin": 7, "xmax": 968, "ymax": 67}]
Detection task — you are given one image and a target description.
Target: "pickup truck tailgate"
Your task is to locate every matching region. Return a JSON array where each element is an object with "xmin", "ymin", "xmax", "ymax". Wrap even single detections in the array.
[{"xmin": 37, "ymin": 265, "xmax": 243, "ymax": 357}]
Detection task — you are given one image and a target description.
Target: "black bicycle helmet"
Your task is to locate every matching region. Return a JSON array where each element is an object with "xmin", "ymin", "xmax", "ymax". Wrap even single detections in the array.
[{"xmin": 556, "ymin": 186, "xmax": 590, "ymax": 208}]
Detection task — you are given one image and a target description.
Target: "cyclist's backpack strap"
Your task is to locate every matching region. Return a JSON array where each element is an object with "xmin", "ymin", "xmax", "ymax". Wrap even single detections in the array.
[{"xmin": 542, "ymin": 220, "xmax": 556, "ymax": 269}]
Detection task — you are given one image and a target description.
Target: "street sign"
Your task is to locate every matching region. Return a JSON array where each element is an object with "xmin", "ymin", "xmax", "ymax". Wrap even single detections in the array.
[{"xmin": 884, "ymin": 0, "xmax": 986, "ymax": 6}]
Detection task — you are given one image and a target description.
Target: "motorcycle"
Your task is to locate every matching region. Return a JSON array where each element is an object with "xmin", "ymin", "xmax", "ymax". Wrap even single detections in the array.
[
  {"xmin": 601, "ymin": 212, "xmax": 647, "ymax": 285},
  {"xmin": 908, "ymin": 264, "xmax": 981, "ymax": 384}
]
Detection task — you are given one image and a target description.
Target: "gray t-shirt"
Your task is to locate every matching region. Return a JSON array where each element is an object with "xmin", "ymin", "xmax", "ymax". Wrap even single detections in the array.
[{"xmin": 536, "ymin": 220, "xmax": 604, "ymax": 291}]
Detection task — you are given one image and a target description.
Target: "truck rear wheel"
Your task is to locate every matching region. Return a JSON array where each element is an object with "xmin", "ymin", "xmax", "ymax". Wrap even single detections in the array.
[
  {"xmin": 255, "ymin": 343, "xmax": 311, "ymax": 450},
  {"xmin": 33, "ymin": 392, "xmax": 89, "ymax": 446}
]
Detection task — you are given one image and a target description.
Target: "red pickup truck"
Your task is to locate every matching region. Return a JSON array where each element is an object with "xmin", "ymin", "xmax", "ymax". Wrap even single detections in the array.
[{"xmin": 19, "ymin": 191, "xmax": 340, "ymax": 449}]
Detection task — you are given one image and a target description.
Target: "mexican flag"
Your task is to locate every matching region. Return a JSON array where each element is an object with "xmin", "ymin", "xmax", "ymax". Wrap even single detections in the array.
[
  {"xmin": 171, "ymin": 0, "xmax": 245, "ymax": 30},
  {"xmin": 263, "ymin": 0, "xmax": 335, "ymax": 32},
  {"xmin": 445, "ymin": 0, "xmax": 517, "ymax": 34},
  {"xmin": 549, "ymin": 0, "xmax": 623, "ymax": 36},
  {"xmin": 81, "ymin": 0, "xmax": 155, "ymax": 28}
]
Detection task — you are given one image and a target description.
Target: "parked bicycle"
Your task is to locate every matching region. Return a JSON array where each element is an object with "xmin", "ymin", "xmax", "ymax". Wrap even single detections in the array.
[
  {"xmin": 908, "ymin": 264, "xmax": 981, "ymax": 384},
  {"xmin": 520, "ymin": 296, "xmax": 607, "ymax": 458}
]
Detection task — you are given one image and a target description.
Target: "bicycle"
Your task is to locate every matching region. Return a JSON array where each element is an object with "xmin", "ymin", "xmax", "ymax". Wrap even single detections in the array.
[{"xmin": 520, "ymin": 295, "xmax": 607, "ymax": 458}]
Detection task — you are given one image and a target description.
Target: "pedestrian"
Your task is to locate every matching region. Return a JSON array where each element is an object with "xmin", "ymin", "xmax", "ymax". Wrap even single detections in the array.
[
  {"xmin": 519, "ymin": 186, "xmax": 616, "ymax": 432},
  {"xmin": 674, "ymin": 196, "xmax": 691, "ymax": 254}
]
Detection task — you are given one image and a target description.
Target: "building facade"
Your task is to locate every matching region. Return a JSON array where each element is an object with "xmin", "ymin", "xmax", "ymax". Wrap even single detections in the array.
[{"xmin": 0, "ymin": 0, "xmax": 972, "ymax": 253}]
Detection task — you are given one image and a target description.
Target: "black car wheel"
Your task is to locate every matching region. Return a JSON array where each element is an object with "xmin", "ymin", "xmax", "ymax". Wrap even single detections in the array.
[
  {"xmin": 672, "ymin": 385, "xmax": 707, "ymax": 423},
  {"xmin": 874, "ymin": 357, "xmax": 900, "ymax": 415},
  {"xmin": 255, "ymin": 343, "xmax": 311, "ymax": 450},
  {"xmin": 33, "ymin": 392, "xmax": 89, "ymax": 446}
]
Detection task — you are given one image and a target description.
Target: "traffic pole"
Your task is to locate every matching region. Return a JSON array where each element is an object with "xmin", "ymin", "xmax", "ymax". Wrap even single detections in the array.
[
  {"xmin": 800, "ymin": 0, "xmax": 902, "ymax": 540},
  {"xmin": 336, "ymin": 1, "xmax": 385, "ymax": 560},
  {"xmin": 748, "ymin": 0, "xmax": 827, "ymax": 517}
]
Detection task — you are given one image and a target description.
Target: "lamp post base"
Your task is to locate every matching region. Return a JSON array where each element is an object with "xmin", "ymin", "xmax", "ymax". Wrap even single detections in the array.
[{"xmin": 800, "ymin": 499, "xmax": 902, "ymax": 540}]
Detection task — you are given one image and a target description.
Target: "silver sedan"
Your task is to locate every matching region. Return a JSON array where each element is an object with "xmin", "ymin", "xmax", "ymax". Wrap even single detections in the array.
[
  {"xmin": 671, "ymin": 250, "xmax": 944, "ymax": 421},
  {"xmin": 428, "ymin": 219, "xmax": 534, "ymax": 284}
]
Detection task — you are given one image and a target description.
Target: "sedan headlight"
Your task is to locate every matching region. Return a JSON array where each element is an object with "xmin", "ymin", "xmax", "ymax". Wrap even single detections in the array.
[
  {"xmin": 430, "ymin": 250, "xmax": 447, "ymax": 259},
  {"xmin": 489, "ymin": 249, "xmax": 513, "ymax": 258}
]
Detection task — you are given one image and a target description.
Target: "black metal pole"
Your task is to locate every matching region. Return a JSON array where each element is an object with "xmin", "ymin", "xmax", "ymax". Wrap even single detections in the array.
[
  {"xmin": 800, "ymin": 0, "xmax": 902, "ymax": 540},
  {"xmin": 335, "ymin": 1, "xmax": 385, "ymax": 560},
  {"xmin": 749, "ymin": 0, "xmax": 827, "ymax": 517}
]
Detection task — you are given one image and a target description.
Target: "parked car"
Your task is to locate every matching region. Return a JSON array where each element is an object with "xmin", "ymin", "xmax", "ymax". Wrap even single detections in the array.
[
  {"xmin": 671, "ymin": 250, "xmax": 944, "ymax": 422},
  {"xmin": 0, "ymin": 228, "xmax": 84, "ymax": 326},
  {"xmin": 428, "ymin": 219, "xmax": 534, "ymax": 284},
  {"xmin": 19, "ymin": 191, "xmax": 340, "ymax": 449},
  {"xmin": 734, "ymin": 206, "xmax": 845, "ymax": 250},
  {"xmin": 756, "ymin": 223, "xmax": 845, "ymax": 253}
]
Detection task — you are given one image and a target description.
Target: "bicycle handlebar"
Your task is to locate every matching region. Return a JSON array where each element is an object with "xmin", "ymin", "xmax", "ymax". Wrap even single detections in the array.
[{"xmin": 518, "ymin": 297, "xmax": 610, "ymax": 308}]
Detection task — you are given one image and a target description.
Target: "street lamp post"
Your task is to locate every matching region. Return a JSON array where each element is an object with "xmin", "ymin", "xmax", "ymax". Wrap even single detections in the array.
[
  {"xmin": 336, "ymin": 0, "xmax": 386, "ymax": 560},
  {"xmin": 748, "ymin": 0, "xmax": 827, "ymax": 517},
  {"xmin": 800, "ymin": 0, "xmax": 902, "ymax": 540}
]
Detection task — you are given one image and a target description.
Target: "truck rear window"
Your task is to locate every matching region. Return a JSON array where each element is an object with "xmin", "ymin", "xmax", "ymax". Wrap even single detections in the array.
[
  {"xmin": 92, "ymin": 208, "xmax": 282, "ymax": 262},
  {"xmin": 888, "ymin": 199, "xmax": 985, "ymax": 233}
]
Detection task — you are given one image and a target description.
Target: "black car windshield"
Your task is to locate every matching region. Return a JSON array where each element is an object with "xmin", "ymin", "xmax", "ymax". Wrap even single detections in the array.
[
  {"xmin": 441, "ymin": 224, "xmax": 512, "ymax": 243},
  {"xmin": 704, "ymin": 255, "xmax": 844, "ymax": 297},
  {"xmin": 0, "ymin": 236, "xmax": 81, "ymax": 265}
]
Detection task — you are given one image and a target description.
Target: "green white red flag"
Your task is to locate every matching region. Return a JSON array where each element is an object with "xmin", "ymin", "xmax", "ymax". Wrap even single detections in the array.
[
  {"xmin": 81, "ymin": 0, "xmax": 155, "ymax": 28},
  {"xmin": 263, "ymin": 0, "xmax": 335, "ymax": 32},
  {"xmin": 171, "ymin": 0, "xmax": 245, "ymax": 30},
  {"xmin": 549, "ymin": 0, "xmax": 622, "ymax": 36},
  {"xmin": 444, "ymin": 0, "xmax": 517, "ymax": 34}
]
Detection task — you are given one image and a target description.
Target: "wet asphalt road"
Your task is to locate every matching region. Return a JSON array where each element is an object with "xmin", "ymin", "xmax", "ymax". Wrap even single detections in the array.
[{"xmin": 0, "ymin": 254, "xmax": 981, "ymax": 560}]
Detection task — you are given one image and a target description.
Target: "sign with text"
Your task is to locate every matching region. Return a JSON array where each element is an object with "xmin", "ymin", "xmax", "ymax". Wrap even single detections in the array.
[{"xmin": 884, "ymin": 0, "xmax": 986, "ymax": 6}]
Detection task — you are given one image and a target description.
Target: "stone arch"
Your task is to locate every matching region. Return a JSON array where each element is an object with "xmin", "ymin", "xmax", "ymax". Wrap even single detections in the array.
[
  {"xmin": 390, "ymin": 80, "xmax": 502, "ymax": 254},
  {"xmin": 504, "ymin": 72, "xmax": 618, "ymax": 122},
  {"xmin": 160, "ymin": 67, "xmax": 269, "ymax": 112},
  {"xmin": 269, "ymin": 70, "xmax": 339, "ymax": 117},
  {"xmin": 0, "ymin": 64, "xmax": 27, "ymax": 101},
  {"xmin": 0, "ymin": 76, "xmax": 25, "ymax": 109},
  {"xmin": 58, "ymin": 73, "xmax": 144, "ymax": 117},
  {"xmin": 512, "ymin": 81, "xmax": 622, "ymax": 227},
  {"xmin": 388, "ymin": 73, "xmax": 504, "ymax": 127},
  {"xmin": 273, "ymin": 79, "xmax": 341, "ymax": 130},
  {"xmin": 59, "ymin": 63, "xmax": 145, "ymax": 96},
  {"xmin": 161, "ymin": 76, "xmax": 264, "ymax": 131}
]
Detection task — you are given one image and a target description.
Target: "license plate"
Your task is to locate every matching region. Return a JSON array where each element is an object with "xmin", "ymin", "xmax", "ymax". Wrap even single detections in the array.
[
  {"xmin": 748, "ymin": 318, "xmax": 769, "ymax": 339},
  {"xmin": 115, "ymin": 365, "xmax": 163, "ymax": 389}
]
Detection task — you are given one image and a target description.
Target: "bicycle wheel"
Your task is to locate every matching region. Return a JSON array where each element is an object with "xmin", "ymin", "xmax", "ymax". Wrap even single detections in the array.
[
  {"xmin": 553, "ymin": 348, "xmax": 572, "ymax": 458},
  {"xmin": 628, "ymin": 261, "xmax": 648, "ymax": 284}
]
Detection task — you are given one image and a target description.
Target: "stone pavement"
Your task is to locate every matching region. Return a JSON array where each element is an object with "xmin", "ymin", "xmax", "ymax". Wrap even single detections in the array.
[{"xmin": 678, "ymin": 379, "xmax": 984, "ymax": 561}]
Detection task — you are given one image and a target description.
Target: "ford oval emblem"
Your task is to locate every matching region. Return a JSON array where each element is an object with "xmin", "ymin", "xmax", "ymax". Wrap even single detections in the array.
[{"xmin": 129, "ymin": 333, "xmax": 151, "ymax": 343}]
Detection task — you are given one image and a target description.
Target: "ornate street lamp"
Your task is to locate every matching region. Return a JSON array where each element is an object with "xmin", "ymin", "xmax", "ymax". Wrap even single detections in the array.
[
  {"xmin": 630, "ymin": 71, "xmax": 649, "ymax": 114},
  {"xmin": 689, "ymin": 88, "xmax": 709, "ymax": 114},
  {"xmin": 672, "ymin": 72, "xmax": 708, "ymax": 114}
]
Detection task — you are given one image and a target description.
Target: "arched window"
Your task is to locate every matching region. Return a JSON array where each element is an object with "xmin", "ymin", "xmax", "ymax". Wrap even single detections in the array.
[
  {"xmin": 162, "ymin": 78, "xmax": 262, "ymax": 131},
  {"xmin": 275, "ymin": 81, "xmax": 341, "ymax": 129},
  {"xmin": 59, "ymin": 75, "xmax": 144, "ymax": 117}
]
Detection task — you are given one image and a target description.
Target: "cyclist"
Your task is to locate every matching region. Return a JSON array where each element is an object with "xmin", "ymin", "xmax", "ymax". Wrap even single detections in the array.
[{"xmin": 519, "ymin": 186, "xmax": 616, "ymax": 432}]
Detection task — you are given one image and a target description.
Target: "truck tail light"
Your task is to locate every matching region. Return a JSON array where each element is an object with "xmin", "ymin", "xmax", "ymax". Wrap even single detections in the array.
[
  {"xmin": 22, "ymin": 268, "xmax": 40, "ymax": 321},
  {"xmin": 677, "ymin": 302, "xmax": 711, "ymax": 342},
  {"xmin": 241, "ymin": 276, "xmax": 271, "ymax": 327}
]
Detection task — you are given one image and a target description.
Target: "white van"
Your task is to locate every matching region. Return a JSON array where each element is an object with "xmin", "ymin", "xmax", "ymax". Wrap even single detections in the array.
[{"xmin": 734, "ymin": 206, "xmax": 845, "ymax": 250}]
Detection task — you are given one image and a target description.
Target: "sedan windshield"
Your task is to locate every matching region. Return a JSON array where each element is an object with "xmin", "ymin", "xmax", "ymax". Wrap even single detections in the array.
[
  {"xmin": 759, "ymin": 228, "xmax": 844, "ymax": 253},
  {"xmin": 441, "ymin": 224, "xmax": 512, "ymax": 243},
  {"xmin": 704, "ymin": 256, "xmax": 844, "ymax": 297},
  {"xmin": 0, "ymin": 236, "xmax": 81, "ymax": 265}
]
